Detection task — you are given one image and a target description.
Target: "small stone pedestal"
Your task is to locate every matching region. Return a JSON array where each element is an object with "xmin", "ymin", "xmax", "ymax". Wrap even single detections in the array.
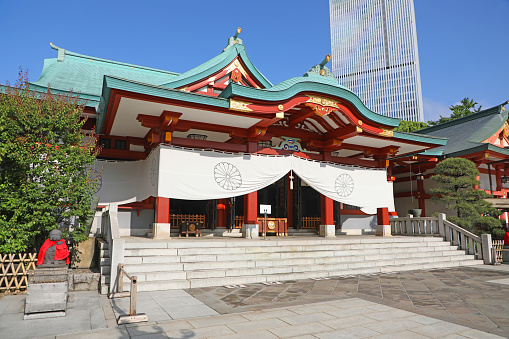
[
  {"xmin": 242, "ymin": 224, "xmax": 259, "ymax": 238},
  {"xmin": 319, "ymin": 225, "xmax": 336, "ymax": 237},
  {"xmin": 502, "ymin": 245, "xmax": 509, "ymax": 263},
  {"xmin": 152, "ymin": 223, "xmax": 171, "ymax": 239},
  {"xmin": 24, "ymin": 267, "xmax": 68, "ymax": 320},
  {"xmin": 376, "ymin": 225, "xmax": 392, "ymax": 237}
]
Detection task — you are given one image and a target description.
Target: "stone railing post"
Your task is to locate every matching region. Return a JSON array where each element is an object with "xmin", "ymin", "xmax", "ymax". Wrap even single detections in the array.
[
  {"xmin": 481, "ymin": 234, "xmax": 493, "ymax": 265},
  {"xmin": 406, "ymin": 214, "xmax": 413, "ymax": 235},
  {"xmin": 107, "ymin": 204, "xmax": 125, "ymax": 295},
  {"xmin": 438, "ymin": 213, "xmax": 446, "ymax": 238}
]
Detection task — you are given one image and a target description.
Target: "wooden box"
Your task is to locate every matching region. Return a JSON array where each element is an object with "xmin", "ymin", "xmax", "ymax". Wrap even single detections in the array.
[
  {"xmin": 257, "ymin": 217, "xmax": 287, "ymax": 236},
  {"xmin": 180, "ymin": 221, "xmax": 203, "ymax": 237}
]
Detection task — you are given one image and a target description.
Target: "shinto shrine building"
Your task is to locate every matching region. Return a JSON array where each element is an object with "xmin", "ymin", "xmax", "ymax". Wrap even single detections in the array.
[{"xmin": 29, "ymin": 30, "xmax": 447, "ymax": 238}]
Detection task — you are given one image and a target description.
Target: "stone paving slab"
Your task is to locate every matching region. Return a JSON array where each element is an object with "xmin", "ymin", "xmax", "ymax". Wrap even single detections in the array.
[
  {"xmin": 51, "ymin": 297, "xmax": 504, "ymax": 339},
  {"xmin": 187, "ymin": 266, "xmax": 509, "ymax": 336},
  {"xmin": 2, "ymin": 265, "xmax": 509, "ymax": 338},
  {"xmin": 0, "ymin": 291, "xmax": 107, "ymax": 339}
]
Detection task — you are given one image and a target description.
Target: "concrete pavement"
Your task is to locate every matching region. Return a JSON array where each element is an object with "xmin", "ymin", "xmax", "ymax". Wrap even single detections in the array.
[{"xmin": 2, "ymin": 265, "xmax": 509, "ymax": 338}]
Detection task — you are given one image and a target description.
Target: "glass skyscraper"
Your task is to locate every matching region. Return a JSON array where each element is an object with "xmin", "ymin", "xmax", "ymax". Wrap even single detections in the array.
[{"xmin": 329, "ymin": 0, "xmax": 424, "ymax": 122}]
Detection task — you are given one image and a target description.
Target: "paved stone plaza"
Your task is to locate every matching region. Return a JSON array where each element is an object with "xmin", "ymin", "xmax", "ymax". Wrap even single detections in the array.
[{"xmin": 1, "ymin": 265, "xmax": 509, "ymax": 338}]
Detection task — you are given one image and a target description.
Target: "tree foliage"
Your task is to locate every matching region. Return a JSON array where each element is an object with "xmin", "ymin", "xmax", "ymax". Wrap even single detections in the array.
[
  {"xmin": 395, "ymin": 97, "xmax": 482, "ymax": 132},
  {"xmin": 394, "ymin": 120, "xmax": 429, "ymax": 132},
  {"xmin": 427, "ymin": 98, "xmax": 482, "ymax": 126},
  {"xmin": 0, "ymin": 70, "xmax": 101, "ymax": 253},
  {"xmin": 430, "ymin": 158, "xmax": 503, "ymax": 237}
]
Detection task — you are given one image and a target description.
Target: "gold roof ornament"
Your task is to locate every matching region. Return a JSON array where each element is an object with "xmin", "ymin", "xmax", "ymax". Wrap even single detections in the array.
[{"xmin": 223, "ymin": 27, "xmax": 244, "ymax": 51}]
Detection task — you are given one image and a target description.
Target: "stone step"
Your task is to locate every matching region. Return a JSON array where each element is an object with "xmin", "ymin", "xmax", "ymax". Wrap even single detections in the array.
[
  {"xmin": 103, "ymin": 236, "xmax": 484, "ymax": 294},
  {"xmin": 123, "ymin": 262, "xmax": 184, "ymax": 273},
  {"xmin": 128, "ymin": 258, "xmax": 483, "ymax": 291},
  {"xmin": 122, "ymin": 241, "xmax": 456, "ymax": 259},
  {"xmin": 100, "ymin": 265, "xmax": 110, "ymax": 275},
  {"xmin": 123, "ymin": 236, "xmax": 447, "ymax": 250},
  {"xmin": 122, "ymin": 270, "xmax": 187, "ymax": 283},
  {"xmin": 99, "ymin": 257, "xmax": 110, "ymax": 266},
  {"xmin": 122, "ymin": 247, "xmax": 472, "ymax": 273},
  {"xmin": 123, "ymin": 252, "xmax": 477, "ymax": 283}
]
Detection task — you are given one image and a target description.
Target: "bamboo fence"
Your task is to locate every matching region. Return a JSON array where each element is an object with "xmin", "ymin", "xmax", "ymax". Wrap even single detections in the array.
[{"xmin": 0, "ymin": 253, "xmax": 37, "ymax": 293}]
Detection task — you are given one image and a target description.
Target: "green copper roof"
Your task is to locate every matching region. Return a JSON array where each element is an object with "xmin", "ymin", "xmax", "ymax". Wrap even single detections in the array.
[
  {"xmin": 415, "ymin": 104, "xmax": 509, "ymax": 156},
  {"xmin": 159, "ymin": 44, "xmax": 272, "ymax": 90},
  {"xmin": 219, "ymin": 79, "xmax": 401, "ymax": 128},
  {"xmin": 392, "ymin": 131, "xmax": 448, "ymax": 146},
  {"xmin": 30, "ymin": 43, "xmax": 178, "ymax": 106}
]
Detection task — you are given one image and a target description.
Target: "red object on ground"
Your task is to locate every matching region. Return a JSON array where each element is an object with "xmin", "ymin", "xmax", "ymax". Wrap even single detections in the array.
[
  {"xmin": 36, "ymin": 239, "xmax": 70, "ymax": 265},
  {"xmin": 504, "ymin": 232, "xmax": 509, "ymax": 246}
]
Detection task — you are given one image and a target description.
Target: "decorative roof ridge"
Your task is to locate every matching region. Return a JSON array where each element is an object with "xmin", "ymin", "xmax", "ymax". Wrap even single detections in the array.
[
  {"xmin": 303, "ymin": 54, "xmax": 336, "ymax": 80},
  {"xmin": 223, "ymin": 27, "xmax": 243, "ymax": 52},
  {"xmin": 49, "ymin": 42, "xmax": 179, "ymax": 76},
  {"xmin": 160, "ymin": 42, "xmax": 272, "ymax": 89},
  {"xmin": 415, "ymin": 102, "xmax": 509, "ymax": 134}
]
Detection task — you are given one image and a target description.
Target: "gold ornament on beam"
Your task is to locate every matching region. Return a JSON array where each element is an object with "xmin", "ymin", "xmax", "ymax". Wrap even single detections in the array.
[
  {"xmin": 229, "ymin": 99, "xmax": 253, "ymax": 112},
  {"xmin": 379, "ymin": 129, "xmax": 394, "ymax": 137}
]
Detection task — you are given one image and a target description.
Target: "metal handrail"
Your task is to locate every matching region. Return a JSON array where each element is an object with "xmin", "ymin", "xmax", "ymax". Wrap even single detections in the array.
[{"xmin": 109, "ymin": 263, "xmax": 146, "ymax": 324}]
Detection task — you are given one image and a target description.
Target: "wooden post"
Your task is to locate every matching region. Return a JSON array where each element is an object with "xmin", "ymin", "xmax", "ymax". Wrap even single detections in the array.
[
  {"xmin": 217, "ymin": 199, "xmax": 227, "ymax": 227},
  {"xmin": 242, "ymin": 191, "xmax": 259, "ymax": 238},
  {"xmin": 320, "ymin": 195, "xmax": 334, "ymax": 225},
  {"xmin": 244, "ymin": 192, "xmax": 258, "ymax": 224},
  {"xmin": 118, "ymin": 264, "xmax": 124, "ymax": 293},
  {"xmin": 155, "ymin": 197, "xmax": 170, "ymax": 223},
  {"xmin": 319, "ymin": 194, "xmax": 335, "ymax": 237},
  {"xmin": 130, "ymin": 277, "xmax": 137, "ymax": 316},
  {"xmin": 376, "ymin": 207, "xmax": 391, "ymax": 236}
]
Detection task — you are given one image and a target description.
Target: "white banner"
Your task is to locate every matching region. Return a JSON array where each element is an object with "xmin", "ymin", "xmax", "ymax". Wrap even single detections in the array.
[
  {"xmin": 94, "ymin": 149, "xmax": 158, "ymax": 204},
  {"xmin": 95, "ymin": 145, "xmax": 394, "ymax": 212}
]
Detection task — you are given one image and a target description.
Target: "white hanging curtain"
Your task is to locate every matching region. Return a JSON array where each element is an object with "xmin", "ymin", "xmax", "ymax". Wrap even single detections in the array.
[
  {"xmin": 95, "ymin": 145, "xmax": 394, "ymax": 212},
  {"xmin": 94, "ymin": 149, "xmax": 158, "ymax": 204}
]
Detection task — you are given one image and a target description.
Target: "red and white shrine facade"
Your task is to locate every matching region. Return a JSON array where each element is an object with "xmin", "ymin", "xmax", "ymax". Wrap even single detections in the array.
[{"xmin": 30, "ymin": 32, "xmax": 447, "ymax": 238}]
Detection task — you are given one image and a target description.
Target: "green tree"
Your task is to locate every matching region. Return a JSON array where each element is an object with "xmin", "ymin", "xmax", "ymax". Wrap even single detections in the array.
[
  {"xmin": 0, "ymin": 70, "xmax": 101, "ymax": 253},
  {"xmin": 427, "ymin": 97, "xmax": 482, "ymax": 126},
  {"xmin": 430, "ymin": 158, "xmax": 503, "ymax": 237},
  {"xmin": 394, "ymin": 120, "xmax": 429, "ymax": 132}
]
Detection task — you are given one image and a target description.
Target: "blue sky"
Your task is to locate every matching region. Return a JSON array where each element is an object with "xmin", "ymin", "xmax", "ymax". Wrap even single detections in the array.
[{"xmin": 0, "ymin": 0, "xmax": 507, "ymax": 122}]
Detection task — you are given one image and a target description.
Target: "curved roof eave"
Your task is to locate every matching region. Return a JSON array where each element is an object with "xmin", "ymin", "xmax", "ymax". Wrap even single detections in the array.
[
  {"xmin": 393, "ymin": 131, "xmax": 448, "ymax": 146},
  {"xmin": 96, "ymin": 75, "xmax": 230, "ymax": 133},
  {"xmin": 444, "ymin": 142, "xmax": 509, "ymax": 158},
  {"xmin": 160, "ymin": 44, "xmax": 272, "ymax": 89},
  {"xmin": 220, "ymin": 80, "xmax": 401, "ymax": 128}
]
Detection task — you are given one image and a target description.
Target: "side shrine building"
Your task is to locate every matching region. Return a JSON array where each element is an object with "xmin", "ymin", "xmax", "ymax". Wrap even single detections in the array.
[{"xmin": 30, "ymin": 31, "xmax": 447, "ymax": 237}]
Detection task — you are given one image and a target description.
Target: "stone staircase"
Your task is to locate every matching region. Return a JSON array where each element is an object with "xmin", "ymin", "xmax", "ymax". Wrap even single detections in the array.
[
  {"xmin": 97, "ymin": 238, "xmax": 110, "ymax": 294},
  {"xmin": 100, "ymin": 236, "xmax": 483, "ymax": 293}
]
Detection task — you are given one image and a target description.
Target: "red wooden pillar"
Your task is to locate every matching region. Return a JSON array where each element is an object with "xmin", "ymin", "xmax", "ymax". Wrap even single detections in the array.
[
  {"xmin": 496, "ymin": 167, "xmax": 502, "ymax": 192},
  {"xmin": 474, "ymin": 174, "xmax": 481, "ymax": 190},
  {"xmin": 244, "ymin": 191, "xmax": 258, "ymax": 225},
  {"xmin": 155, "ymin": 197, "xmax": 170, "ymax": 223},
  {"xmin": 320, "ymin": 194, "xmax": 334, "ymax": 225},
  {"xmin": 217, "ymin": 199, "xmax": 227, "ymax": 227},
  {"xmin": 417, "ymin": 179, "xmax": 426, "ymax": 217},
  {"xmin": 377, "ymin": 207, "xmax": 389, "ymax": 226},
  {"xmin": 288, "ymin": 175, "xmax": 293, "ymax": 228}
]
